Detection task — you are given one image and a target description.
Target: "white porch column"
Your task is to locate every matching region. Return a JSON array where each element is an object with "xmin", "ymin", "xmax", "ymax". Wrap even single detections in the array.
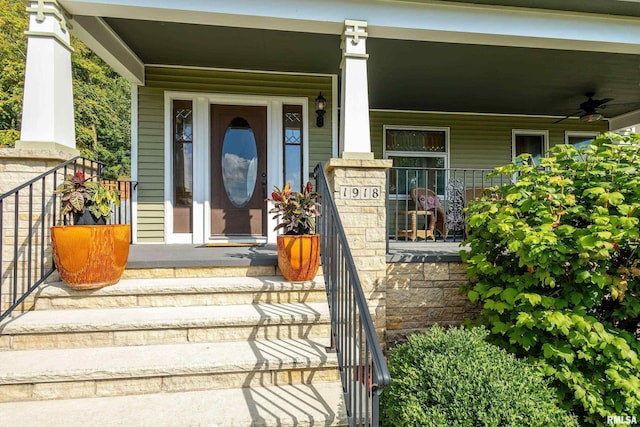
[
  {"xmin": 16, "ymin": 0, "xmax": 77, "ymax": 154},
  {"xmin": 339, "ymin": 20, "xmax": 373, "ymax": 160}
]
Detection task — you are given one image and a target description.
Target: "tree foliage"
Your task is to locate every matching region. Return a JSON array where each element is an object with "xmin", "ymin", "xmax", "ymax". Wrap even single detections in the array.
[
  {"xmin": 0, "ymin": 0, "xmax": 130, "ymax": 178},
  {"xmin": 0, "ymin": 0, "xmax": 26, "ymax": 145},
  {"xmin": 463, "ymin": 132, "xmax": 640, "ymax": 425},
  {"xmin": 71, "ymin": 39, "xmax": 131, "ymax": 178}
]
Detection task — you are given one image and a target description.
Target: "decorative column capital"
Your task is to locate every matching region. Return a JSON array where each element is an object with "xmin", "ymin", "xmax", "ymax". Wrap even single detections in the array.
[
  {"xmin": 343, "ymin": 20, "xmax": 368, "ymax": 45},
  {"xmin": 341, "ymin": 20, "xmax": 369, "ymax": 64},
  {"xmin": 25, "ymin": 0, "xmax": 73, "ymax": 52}
]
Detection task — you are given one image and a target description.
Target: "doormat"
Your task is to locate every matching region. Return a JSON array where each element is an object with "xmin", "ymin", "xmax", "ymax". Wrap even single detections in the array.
[{"xmin": 204, "ymin": 242, "xmax": 262, "ymax": 247}]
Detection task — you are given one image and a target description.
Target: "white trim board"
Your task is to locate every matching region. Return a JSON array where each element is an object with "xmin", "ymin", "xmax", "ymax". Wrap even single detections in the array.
[
  {"xmin": 564, "ymin": 131, "xmax": 600, "ymax": 145},
  {"xmin": 59, "ymin": 0, "xmax": 640, "ymax": 54},
  {"xmin": 70, "ymin": 15, "xmax": 144, "ymax": 84},
  {"xmin": 370, "ymin": 108, "xmax": 613, "ymax": 122},
  {"xmin": 331, "ymin": 74, "xmax": 339, "ymax": 159},
  {"xmin": 609, "ymin": 109, "xmax": 640, "ymax": 132},
  {"xmin": 130, "ymin": 83, "xmax": 139, "ymax": 244},
  {"xmin": 147, "ymin": 64, "xmax": 337, "ymax": 79}
]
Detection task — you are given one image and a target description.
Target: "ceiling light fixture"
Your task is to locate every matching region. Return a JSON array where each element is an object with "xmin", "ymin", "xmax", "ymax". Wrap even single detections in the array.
[{"xmin": 580, "ymin": 112, "xmax": 603, "ymax": 122}]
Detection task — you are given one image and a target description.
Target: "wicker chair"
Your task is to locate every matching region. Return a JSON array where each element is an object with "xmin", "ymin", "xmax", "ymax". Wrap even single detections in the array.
[{"xmin": 395, "ymin": 188, "xmax": 446, "ymax": 241}]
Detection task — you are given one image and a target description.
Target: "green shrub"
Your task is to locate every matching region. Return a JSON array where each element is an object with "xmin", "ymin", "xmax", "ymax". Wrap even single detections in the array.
[
  {"xmin": 0, "ymin": 129, "xmax": 19, "ymax": 147},
  {"xmin": 463, "ymin": 132, "xmax": 640, "ymax": 425},
  {"xmin": 381, "ymin": 326, "xmax": 577, "ymax": 427}
]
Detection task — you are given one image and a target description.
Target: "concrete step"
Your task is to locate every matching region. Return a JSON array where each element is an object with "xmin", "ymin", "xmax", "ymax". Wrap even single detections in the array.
[
  {"xmin": 0, "ymin": 337, "xmax": 338, "ymax": 402},
  {"xmin": 32, "ymin": 276, "xmax": 328, "ymax": 310},
  {"xmin": 0, "ymin": 302, "xmax": 331, "ymax": 350},
  {"xmin": 0, "ymin": 381, "xmax": 347, "ymax": 426}
]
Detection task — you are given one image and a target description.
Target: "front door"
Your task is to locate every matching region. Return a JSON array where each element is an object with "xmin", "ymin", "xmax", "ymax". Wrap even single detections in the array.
[{"xmin": 210, "ymin": 105, "xmax": 267, "ymax": 237}]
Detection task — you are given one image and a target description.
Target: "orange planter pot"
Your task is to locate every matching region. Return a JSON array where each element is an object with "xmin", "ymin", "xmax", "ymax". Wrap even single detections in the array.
[
  {"xmin": 277, "ymin": 234, "xmax": 320, "ymax": 282},
  {"xmin": 51, "ymin": 224, "xmax": 130, "ymax": 289}
]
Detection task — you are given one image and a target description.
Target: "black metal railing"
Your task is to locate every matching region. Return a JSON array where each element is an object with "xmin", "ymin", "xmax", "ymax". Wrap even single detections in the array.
[
  {"xmin": 0, "ymin": 156, "xmax": 135, "ymax": 321},
  {"xmin": 387, "ymin": 167, "xmax": 509, "ymax": 246},
  {"xmin": 314, "ymin": 163, "xmax": 391, "ymax": 426}
]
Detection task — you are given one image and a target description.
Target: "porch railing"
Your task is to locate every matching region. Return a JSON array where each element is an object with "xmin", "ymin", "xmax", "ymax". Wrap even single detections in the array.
[
  {"xmin": 0, "ymin": 157, "xmax": 135, "ymax": 321},
  {"xmin": 387, "ymin": 167, "xmax": 508, "ymax": 246},
  {"xmin": 314, "ymin": 163, "xmax": 391, "ymax": 426}
]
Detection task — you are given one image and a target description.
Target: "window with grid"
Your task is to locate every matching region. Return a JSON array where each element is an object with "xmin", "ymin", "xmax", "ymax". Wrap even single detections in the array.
[
  {"xmin": 172, "ymin": 100, "xmax": 193, "ymax": 233},
  {"xmin": 385, "ymin": 127, "xmax": 448, "ymax": 198},
  {"xmin": 283, "ymin": 104, "xmax": 303, "ymax": 191}
]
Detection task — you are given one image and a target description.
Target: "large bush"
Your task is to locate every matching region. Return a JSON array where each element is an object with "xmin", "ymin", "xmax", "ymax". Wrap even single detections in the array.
[
  {"xmin": 381, "ymin": 326, "xmax": 577, "ymax": 427},
  {"xmin": 463, "ymin": 132, "xmax": 640, "ymax": 425}
]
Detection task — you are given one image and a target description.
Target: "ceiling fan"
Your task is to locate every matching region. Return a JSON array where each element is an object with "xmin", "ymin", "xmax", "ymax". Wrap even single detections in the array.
[{"xmin": 553, "ymin": 92, "xmax": 613, "ymax": 124}]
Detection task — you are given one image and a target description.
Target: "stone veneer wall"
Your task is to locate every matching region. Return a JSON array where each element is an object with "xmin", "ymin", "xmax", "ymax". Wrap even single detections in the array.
[
  {"xmin": 385, "ymin": 260, "xmax": 478, "ymax": 348},
  {"xmin": 0, "ymin": 149, "xmax": 74, "ymax": 313}
]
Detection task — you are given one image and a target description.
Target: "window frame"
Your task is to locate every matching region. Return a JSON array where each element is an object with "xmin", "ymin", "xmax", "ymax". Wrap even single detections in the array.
[
  {"xmin": 511, "ymin": 129, "xmax": 549, "ymax": 162},
  {"xmin": 383, "ymin": 125, "xmax": 450, "ymax": 200},
  {"xmin": 383, "ymin": 125, "xmax": 450, "ymax": 164},
  {"xmin": 282, "ymin": 104, "xmax": 304, "ymax": 191},
  {"xmin": 565, "ymin": 131, "xmax": 599, "ymax": 147}
]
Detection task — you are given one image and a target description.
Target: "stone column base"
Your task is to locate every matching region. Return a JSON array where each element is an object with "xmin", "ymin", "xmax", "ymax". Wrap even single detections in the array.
[
  {"xmin": 324, "ymin": 157, "xmax": 392, "ymax": 349},
  {"xmin": 0, "ymin": 148, "xmax": 77, "ymax": 194}
]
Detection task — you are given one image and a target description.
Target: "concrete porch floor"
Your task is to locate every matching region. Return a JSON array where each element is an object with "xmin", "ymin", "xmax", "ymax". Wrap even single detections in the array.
[
  {"xmin": 126, "ymin": 241, "xmax": 466, "ymax": 269},
  {"xmin": 127, "ymin": 244, "xmax": 279, "ymax": 268}
]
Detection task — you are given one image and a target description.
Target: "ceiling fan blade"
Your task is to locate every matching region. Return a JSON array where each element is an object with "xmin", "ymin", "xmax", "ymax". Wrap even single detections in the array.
[
  {"xmin": 594, "ymin": 98, "xmax": 614, "ymax": 108},
  {"xmin": 601, "ymin": 101, "xmax": 640, "ymax": 108},
  {"xmin": 553, "ymin": 111, "xmax": 581, "ymax": 124}
]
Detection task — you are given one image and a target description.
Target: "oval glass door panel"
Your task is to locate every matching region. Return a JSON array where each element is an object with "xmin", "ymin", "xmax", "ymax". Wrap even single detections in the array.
[{"xmin": 221, "ymin": 117, "xmax": 258, "ymax": 208}]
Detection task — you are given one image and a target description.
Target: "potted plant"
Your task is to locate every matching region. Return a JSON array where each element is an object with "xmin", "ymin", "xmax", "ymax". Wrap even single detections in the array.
[
  {"xmin": 56, "ymin": 171, "xmax": 120, "ymax": 225},
  {"xmin": 50, "ymin": 171, "xmax": 130, "ymax": 290},
  {"xmin": 267, "ymin": 182, "xmax": 321, "ymax": 282}
]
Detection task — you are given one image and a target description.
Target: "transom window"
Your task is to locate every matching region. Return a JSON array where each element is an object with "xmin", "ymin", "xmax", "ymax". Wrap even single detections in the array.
[{"xmin": 384, "ymin": 127, "xmax": 449, "ymax": 197}]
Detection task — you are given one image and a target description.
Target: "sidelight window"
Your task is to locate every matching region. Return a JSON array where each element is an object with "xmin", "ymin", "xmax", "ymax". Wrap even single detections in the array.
[
  {"xmin": 172, "ymin": 100, "xmax": 193, "ymax": 233},
  {"xmin": 283, "ymin": 104, "xmax": 303, "ymax": 191}
]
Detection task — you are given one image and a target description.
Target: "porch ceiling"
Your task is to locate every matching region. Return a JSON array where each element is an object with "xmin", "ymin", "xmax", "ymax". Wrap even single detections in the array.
[
  {"xmin": 432, "ymin": 0, "xmax": 640, "ymax": 18},
  {"xmin": 104, "ymin": 17, "xmax": 640, "ymax": 120}
]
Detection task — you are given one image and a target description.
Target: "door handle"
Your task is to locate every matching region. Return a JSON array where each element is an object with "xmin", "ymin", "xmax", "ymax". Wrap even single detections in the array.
[{"xmin": 261, "ymin": 173, "xmax": 267, "ymax": 199}]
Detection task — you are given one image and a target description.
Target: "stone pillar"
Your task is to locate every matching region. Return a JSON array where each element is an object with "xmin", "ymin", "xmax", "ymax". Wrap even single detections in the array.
[
  {"xmin": 16, "ymin": 0, "xmax": 77, "ymax": 154},
  {"xmin": 0, "ymin": 149, "xmax": 75, "ymax": 314},
  {"xmin": 0, "ymin": 1, "xmax": 78, "ymax": 315},
  {"xmin": 339, "ymin": 20, "xmax": 372, "ymax": 159},
  {"xmin": 325, "ymin": 158, "xmax": 393, "ymax": 348}
]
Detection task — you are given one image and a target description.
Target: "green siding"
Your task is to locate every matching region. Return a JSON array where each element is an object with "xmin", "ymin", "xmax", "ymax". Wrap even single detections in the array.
[
  {"xmin": 137, "ymin": 87, "xmax": 165, "ymax": 242},
  {"xmin": 136, "ymin": 67, "xmax": 334, "ymax": 242},
  {"xmin": 137, "ymin": 68, "xmax": 608, "ymax": 242},
  {"xmin": 370, "ymin": 110, "xmax": 607, "ymax": 169}
]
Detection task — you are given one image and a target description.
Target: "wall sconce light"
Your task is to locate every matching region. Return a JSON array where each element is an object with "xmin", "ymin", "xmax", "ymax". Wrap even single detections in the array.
[{"xmin": 315, "ymin": 93, "xmax": 326, "ymax": 127}]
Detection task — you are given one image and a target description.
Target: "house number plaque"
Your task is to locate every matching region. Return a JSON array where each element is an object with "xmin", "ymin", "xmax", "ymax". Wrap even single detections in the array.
[{"xmin": 340, "ymin": 186, "xmax": 381, "ymax": 200}]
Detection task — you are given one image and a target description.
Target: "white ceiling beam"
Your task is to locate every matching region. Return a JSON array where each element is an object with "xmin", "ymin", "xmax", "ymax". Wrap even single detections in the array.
[
  {"xmin": 69, "ymin": 15, "xmax": 144, "ymax": 83},
  {"xmin": 58, "ymin": 0, "xmax": 640, "ymax": 54},
  {"xmin": 609, "ymin": 109, "xmax": 640, "ymax": 132}
]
